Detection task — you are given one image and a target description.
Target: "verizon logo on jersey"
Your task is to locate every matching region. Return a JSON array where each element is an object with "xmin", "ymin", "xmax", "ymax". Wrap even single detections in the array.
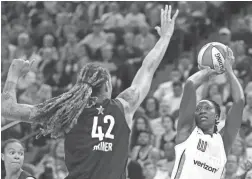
[
  {"xmin": 93, "ymin": 142, "xmax": 113, "ymax": 152},
  {"xmin": 193, "ymin": 160, "xmax": 219, "ymax": 173}
]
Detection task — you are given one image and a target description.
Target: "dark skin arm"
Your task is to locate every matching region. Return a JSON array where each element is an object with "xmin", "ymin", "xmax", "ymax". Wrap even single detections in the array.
[
  {"xmin": 222, "ymin": 47, "xmax": 245, "ymax": 155},
  {"xmin": 175, "ymin": 68, "xmax": 216, "ymax": 144}
]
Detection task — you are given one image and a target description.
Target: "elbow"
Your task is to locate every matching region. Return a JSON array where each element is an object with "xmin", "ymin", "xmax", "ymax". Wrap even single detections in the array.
[
  {"xmin": 234, "ymin": 97, "xmax": 245, "ymax": 107},
  {"xmin": 1, "ymin": 100, "xmax": 16, "ymax": 118},
  {"xmin": 1, "ymin": 102, "xmax": 9, "ymax": 118},
  {"xmin": 185, "ymin": 79, "xmax": 196, "ymax": 89}
]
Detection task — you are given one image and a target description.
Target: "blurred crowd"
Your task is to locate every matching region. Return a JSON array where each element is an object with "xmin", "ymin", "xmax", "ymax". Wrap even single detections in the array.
[{"xmin": 1, "ymin": 1, "xmax": 252, "ymax": 179}]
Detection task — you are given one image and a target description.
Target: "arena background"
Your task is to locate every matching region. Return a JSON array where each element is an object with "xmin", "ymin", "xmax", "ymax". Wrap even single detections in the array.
[{"xmin": 1, "ymin": 1, "xmax": 252, "ymax": 179}]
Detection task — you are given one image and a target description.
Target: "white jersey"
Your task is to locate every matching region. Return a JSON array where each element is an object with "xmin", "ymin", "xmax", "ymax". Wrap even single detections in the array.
[{"xmin": 171, "ymin": 126, "xmax": 227, "ymax": 179}]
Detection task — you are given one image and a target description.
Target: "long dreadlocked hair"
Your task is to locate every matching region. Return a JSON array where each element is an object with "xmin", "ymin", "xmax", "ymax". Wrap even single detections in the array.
[
  {"xmin": 207, "ymin": 99, "xmax": 221, "ymax": 133},
  {"xmin": 31, "ymin": 63, "xmax": 110, "ymax": 138}
]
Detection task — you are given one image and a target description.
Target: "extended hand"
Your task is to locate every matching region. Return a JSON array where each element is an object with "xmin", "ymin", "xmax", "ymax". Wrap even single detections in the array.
[
  {"xmin": 224, "ymin": 46, "xmax": 235, "ymax": 73},
  {"xmin": 155, "ymin": 5, "xmax": 179, "ymax": 38},
  {"xmin": 8, "ymin": 58, "xmax": 32, "ymax": 78}
]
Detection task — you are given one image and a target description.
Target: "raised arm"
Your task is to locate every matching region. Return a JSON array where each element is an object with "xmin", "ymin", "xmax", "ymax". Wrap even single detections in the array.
[
  {"xmin": 222, "ymin": 47, "xmax": 245, "ymax": 154},
  {"xmin": 1, "ymin": 59, "xmax": 37, "ymax": 122},
  {"xmin": 116, "ymin": 5, "xmax": 179, "ymax": 124},
  {"xmin": 176, "ymin": 68, "xmax": 217, "ymax": 144}
]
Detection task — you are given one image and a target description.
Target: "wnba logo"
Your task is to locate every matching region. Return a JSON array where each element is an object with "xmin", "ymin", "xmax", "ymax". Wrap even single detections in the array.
[{"xmin": 197, "ymin": 139, "xmax": 207, "ymax": 152}]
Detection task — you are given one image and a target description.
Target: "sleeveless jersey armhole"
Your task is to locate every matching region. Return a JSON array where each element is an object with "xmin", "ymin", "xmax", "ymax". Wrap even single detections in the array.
[
  {"xmin": 113, "ymin": 98, "xmax": 125, "ymax": 117},
  {"xmin": 113, "ymin": 98, "xmax": 131, "ymax": 132}
]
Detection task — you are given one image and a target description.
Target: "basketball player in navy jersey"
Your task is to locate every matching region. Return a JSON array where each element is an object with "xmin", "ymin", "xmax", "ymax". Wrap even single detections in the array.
[
  {"xmin": 170, "ymin": 48, "xmax": 245, "ymax": 179},
  {"xmin": 2, "ymin": 5, "xmax": 179, "ymax": 179}
]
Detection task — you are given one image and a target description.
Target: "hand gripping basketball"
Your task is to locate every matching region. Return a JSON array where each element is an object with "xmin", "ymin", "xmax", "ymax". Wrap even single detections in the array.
[
  {"xmin": 9, "ymin": 58, "xmax": 31, "ymax": 78},
  {"xmin": 155, "ymin": 5, "xmax": 179, "ymax": 38}
]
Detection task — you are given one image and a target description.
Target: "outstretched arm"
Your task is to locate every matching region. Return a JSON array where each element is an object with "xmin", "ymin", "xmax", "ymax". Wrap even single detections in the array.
[
  {"xmin": 1, "ymin": 59, "xmax": 37, "ymax": 122},
  {"xmin": 117, "ymin": 5, "xmax": 179, "ymax": 124},
  {"xmin": 222, "ymin": 47, "xmax": 245, "ymax": 155},
  {"xmin": 176, "ymin": 68, "xmax": 216, "ymax": 144}
]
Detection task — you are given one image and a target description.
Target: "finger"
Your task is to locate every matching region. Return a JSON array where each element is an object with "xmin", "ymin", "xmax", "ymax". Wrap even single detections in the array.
[
  {"xmin": 160, "ymin": 8, "xmax": 164, "ymax": 28},
  {"xmin": 164, "ymin": 5, "xmax": 168, "ymax": 22},
  {"xmin": 155, "ymin": 26, "xmax": 161, "ymax": 36},
  {"xmin": 29, "ymin": 59, "xmax": 35, "ymax": 68},
  {"xmin": 172, "ymin": 9, "xmax": 179, "ymax": 22},
  {"xmin": 168, "ymin": 5, "xmax": 171, "ymax": 20}
]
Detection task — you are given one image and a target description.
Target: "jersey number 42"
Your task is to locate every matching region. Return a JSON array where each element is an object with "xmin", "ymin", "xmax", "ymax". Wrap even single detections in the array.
[{"xmin": 91, "ymin": 115, "xmax": 115, "ymax": 141}]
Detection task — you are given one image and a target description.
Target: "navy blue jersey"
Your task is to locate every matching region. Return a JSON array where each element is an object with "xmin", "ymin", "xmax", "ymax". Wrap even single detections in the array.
[{"xmin": 64, "ymin": 99, "xmax": 130, "ymax": 179}]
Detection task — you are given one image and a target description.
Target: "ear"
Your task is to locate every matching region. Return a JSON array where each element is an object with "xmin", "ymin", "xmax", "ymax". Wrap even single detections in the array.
[
  {"xmin": 1, "ymin": 153, "xmax": 4, "ymax": 161},
  {"xmin": 215, "ymin": 114, "xmax": 219, "ymax": 121}
]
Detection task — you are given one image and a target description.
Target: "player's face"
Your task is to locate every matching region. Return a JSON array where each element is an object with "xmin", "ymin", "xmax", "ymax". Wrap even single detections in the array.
[
  {"xmin": 195, "ymin": 100, "xmax": 217, "ymax": 131},
  {"xmin": 162, "ymin": 116, "xmax": 173, "ymax": 132},
  {"xmin": 135, "ymin": 118, "xmax": 146, "ymax": 131},
  {"xmin": 138, "ymin": 133, "xmax": 150, "ymax": 146},
  {"xmin": 2, "ymin": 142, "xmax": 24, "ymax": 171}
]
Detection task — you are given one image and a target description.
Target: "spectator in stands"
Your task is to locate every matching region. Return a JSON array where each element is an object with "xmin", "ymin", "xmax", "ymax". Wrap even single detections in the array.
[
  {"xmin": 143, "ymin": 97, "xmax": 160, "ymax": 120},
  {"xmin": 154, "ymin": 68, "xmax": 183, "ymax": 102},
  {"xmin": 1, "ymin": 139, "xmax": 35, "ymax": 179},
  {"xmin": 46, "ymin": 61, "xmax": 72, "ymax": 97},
  {"xmin": 156, "ymin": 141, "xmax": 176, "ymax": 177},
  {"xmin": 124, "ymin": 3, "xmax": 147, "ymax": 29},
  {"xmin": 144, "ymin": 2, "xmax": 162, "ymax": 28},
  {"xmin": 224, "ymin": 155, "xmax": 239, "ymax": 179},
  {"xmin": 61, "ymin": 32, "xmax": 79, "ymax": 62},
  {"xmin": 211, "ymin": 93, "xmax": 227, "ymax": 131},
  {"xmin": 230, "ymin": 137, "xmax": 249, "ymax": 176},
  {"xmin": 219, "ymin": 27, "xmax": 232, "ymax": 46},
  {"xmin": 131, "ymin": 131, "xmax": 159, "ymax": 166},
  {"xmin": 134, "ymin": 23, "xmax": 157, "ymax": 56},
  {"xmin": 161, "ymin": 81, "xmax": 183, "ymax": 114},
  {"xmin": 142, "ymin": 161, "xmax": 158, "ymax": 179},
  {"xmin": 127, "ymin": 159, "xmax": 144, "ymax": 179},
  {"xmin": 101, "ymin": 2, "xmax": 124, "ymax": 30},
  {"xmin": 79, "ymin": 19, "xmax": 107, "ymax": 58},
  {"xmin": 245, "ymin": 170, "xmax": 252, "ymax": 179},
  {"xmin": 155, "ymin": 115, "xmax": 176, "ymax": 150},
  {"xmin": 38, "ymin": 34, "xmax": 58, "ymax": 62},
  {"xmin": 118, "ymin": 32, "xmax": 143, "ymax": 89},
  {"xmin": 130, "ymin": 115, "xmax": 152, "ymax": 150},
  {"xmin": 13, "ymin": 32, "xmax": 30, "ymax": 59},
  {"xmin": 178, "ymin": 54, "xmax": 195, "ymax": 80},
  {"xmin": 243, "ymin": 92, "xmax": 252, "ymax": 126}
]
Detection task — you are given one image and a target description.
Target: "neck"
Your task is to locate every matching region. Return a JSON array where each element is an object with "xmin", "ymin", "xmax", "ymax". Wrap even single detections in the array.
[
  {"xmin": 96, "ymin": 94, "xmax": 109, "ymax": 103},
  {"xmin": 202, "ymin": 128, "xmax": 214, "ymax": 136},
  {"xmin": 147, "ymin": 111, "xmax": 157, "ymax": 118},
  {"xmin": 5, "ymin": 168, "xmax": 22, "ymax": 179}
]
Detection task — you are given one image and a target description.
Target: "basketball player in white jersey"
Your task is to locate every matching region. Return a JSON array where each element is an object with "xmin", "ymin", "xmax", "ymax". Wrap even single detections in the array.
[{"xmin": 170, "ymin": 47, "xmax": 245, "ymax": 179}]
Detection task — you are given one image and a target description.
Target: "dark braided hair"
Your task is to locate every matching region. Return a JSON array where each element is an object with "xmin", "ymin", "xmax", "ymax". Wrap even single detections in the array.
[
  {"xmin": 31, "ymin": 63, "xmax": 110, "ymax": 138},
  {"xmin": 207, "ymin": 99, "xmax": 221, "ymax": 133}
]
